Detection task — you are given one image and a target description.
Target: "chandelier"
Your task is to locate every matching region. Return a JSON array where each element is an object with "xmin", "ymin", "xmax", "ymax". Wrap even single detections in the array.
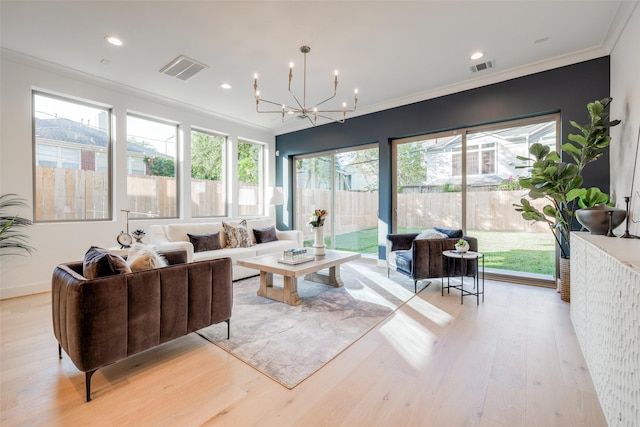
[{"xmin": 253, "ymin": 45, "xmax": 358, "ymax": 126}]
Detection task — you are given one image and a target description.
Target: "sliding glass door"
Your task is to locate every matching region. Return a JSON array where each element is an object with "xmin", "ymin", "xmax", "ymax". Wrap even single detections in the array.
[
  {"xmin": 392, "ymin": 115, "xmax": 559, "ymax": 282},
  {"xmin": 294, "ymin": 145, "xmax": 379, "ymax": 255}
]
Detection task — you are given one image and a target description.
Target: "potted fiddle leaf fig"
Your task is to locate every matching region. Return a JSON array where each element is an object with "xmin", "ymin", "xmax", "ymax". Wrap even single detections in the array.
[
  {"xmin": 0, "ymin": 193, "xmax": 35, "ymax": 256},
  {"xmin": 513, "ymin": 97, "xmax": 620, "ymax": 301}
]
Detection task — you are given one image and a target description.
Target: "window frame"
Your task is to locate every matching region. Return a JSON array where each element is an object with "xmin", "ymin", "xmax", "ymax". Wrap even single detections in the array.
[
  {"xmin": 32, "ymin": 91, "xmax": 113, "ymax": 222},
  {"xmin": 237, "ymin": 138, "xmax": 265, "ymax": 217},
  {"xmin": 190, "ymin": 127, "xmax": 228, "ymax": 218},
  {"xmin": 125, "ymin": 113, "xmax": 180, "ymax": 219}
]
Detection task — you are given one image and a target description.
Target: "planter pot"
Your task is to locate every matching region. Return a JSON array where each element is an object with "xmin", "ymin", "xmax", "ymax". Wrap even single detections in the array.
[
  {"xmin": 559, "ymin": 257, "xmax": 570, "ymax": 302},
  {"xmin": 576, "ymin": 205, "xmax": 626, "ymax": 235},
  {"xmin": 455, "ymin": 243, "xmax": 470, "ymax": 253}
]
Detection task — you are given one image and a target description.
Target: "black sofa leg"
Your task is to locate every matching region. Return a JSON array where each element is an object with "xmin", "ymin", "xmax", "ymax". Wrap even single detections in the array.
[
  {"xmin": 85, "ymin": 370, "xmax": 97, "ymax": 402},
  {"xmin": 58, "ymin": 343, "xmax": 62, "ymax": 359},
  {"xmin": 225, "ymin": 319, "xmax": 231, "ymax": 339}
]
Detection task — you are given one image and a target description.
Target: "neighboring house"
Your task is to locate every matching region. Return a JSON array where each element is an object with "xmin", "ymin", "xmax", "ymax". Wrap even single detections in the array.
[
  {"xmin": 34, "ymin": 116, "xmax": 172, "ymax": 176},
  {"xmin": 403, "ymin": 121, "xmax": 556, "ymax": 191}
]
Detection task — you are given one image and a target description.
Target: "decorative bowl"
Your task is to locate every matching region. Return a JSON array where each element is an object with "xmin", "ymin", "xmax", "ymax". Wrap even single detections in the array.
[{"xmin": 575, "ymin": 205, "xmax": 626, "ymax": 235}]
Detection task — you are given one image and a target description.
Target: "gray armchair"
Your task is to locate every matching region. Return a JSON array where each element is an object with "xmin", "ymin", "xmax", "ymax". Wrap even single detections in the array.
[{"xmin": 386, "ymin": 233, "xmax": 478, "ymax": 292}]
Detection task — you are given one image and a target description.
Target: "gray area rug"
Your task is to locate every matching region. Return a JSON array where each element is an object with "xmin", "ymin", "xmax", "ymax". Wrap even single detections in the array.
[{"xmin": 197, "ymin": 262, "xmax": 416, "ymax": 388}]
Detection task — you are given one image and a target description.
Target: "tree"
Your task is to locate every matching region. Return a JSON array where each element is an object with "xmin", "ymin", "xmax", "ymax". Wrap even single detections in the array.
[
  {"xmin": 396, "ymin": 142, "xmax": 428, "ymax": 191},
  {"xmin": 340, "ymin": 148, "xmax": 379, "ymax": 191},
  {"xmin": 144, "ymin": 156, "xmax": 175, "ymax": 177},
  {"xmin": 191, "ymin": 132, "xmax": 223, "ymax": 181},
  {"xmin": 238, "ymin": 142, "xmax": 261, "ymax": 184}
]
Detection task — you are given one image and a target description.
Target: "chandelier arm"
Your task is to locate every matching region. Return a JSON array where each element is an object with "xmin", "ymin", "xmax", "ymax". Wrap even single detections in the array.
[
  {"xmin": 287, "ymin": 90, "xmax": 305, "ymax": 111},
  {"xmin": 313, "ymin": 92, "xmax": 338, "ymax": 110},
  {"xmin": 258, "ymin": 98, "xmax": 299, "ymax": 109},
  {"xmin": 313, "ymin": 107, "xmax": 357, "ymax": 114}
]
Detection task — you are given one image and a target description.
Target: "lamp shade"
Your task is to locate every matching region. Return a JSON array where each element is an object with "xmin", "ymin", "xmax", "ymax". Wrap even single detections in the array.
[{"xmin": 267, "ymin": 187, "xmax": 284, "ymax": 205}]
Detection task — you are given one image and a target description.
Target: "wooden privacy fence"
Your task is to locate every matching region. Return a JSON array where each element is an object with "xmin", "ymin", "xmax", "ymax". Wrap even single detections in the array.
[
  {"xmin": 35, "ymin": 167, "xmax": 546, "ymax": 233},
  {"xmin": 296, "ymin": 188, "xmax": 549, "ymax": 235}
]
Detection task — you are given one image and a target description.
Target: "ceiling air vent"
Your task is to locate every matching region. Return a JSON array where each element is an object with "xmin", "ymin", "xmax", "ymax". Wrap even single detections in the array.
[
  {"xmin": 470, "ymin": 59, "xmax": 495, "ymax": 73},
  {"xmin": 159, "ymin": 55, "xmax": 208, "ymax": 81}
]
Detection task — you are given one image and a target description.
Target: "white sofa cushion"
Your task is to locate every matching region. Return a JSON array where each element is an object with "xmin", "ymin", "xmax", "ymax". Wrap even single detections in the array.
[{"xmin": 193, "ymin": 246, "xmax": 256, "ymax": 263}]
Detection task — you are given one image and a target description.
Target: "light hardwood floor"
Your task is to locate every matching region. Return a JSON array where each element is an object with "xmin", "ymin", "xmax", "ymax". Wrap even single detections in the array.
[{"xmin": 1, "ymin": 263, "xmax": 607, "ymax": 426}]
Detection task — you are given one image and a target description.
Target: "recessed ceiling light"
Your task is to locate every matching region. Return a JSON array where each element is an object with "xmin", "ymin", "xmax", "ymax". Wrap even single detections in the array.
[
  {"xmin": 220, "ymin": 83, "xmax": 232, "ymax": 90},
  {"xmin": 470, "ymin": 51, "xmax": 484, "ymax": 60},
  {"xmin": 105, "ymin": 35, "xmax": 123, "ymax": 46}
]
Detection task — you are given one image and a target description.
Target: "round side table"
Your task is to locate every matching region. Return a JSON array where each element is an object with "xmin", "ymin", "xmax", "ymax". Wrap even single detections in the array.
[{"xmin": 442, "ymin": 250, "xmax": 485, "ymax": 305}]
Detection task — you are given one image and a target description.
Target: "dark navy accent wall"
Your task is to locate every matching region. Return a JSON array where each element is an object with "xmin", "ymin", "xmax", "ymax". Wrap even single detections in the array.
[{"xmin": 276, "ymin": 56, "xmax": 611, "ymax": 259}]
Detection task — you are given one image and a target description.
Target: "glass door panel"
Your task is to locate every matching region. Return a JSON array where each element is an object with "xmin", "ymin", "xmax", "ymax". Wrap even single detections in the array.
[
  {"xmin": 333, "ymin": 147, "xmax": 379, "ymax": 255},
  {"xmin": 393, "ymin": 134, "xmax": 462, "ymax": 233},
  {"xmin": 465, "ymin": 119, "xmax": 557, "ymax": 278},
  {"xmin": 295, "ymin": 155, "xmax": 333, "ymax": 249},
  {"xmin": 294, "ymin": 145, "xmax": 379, "ymax": 255}
]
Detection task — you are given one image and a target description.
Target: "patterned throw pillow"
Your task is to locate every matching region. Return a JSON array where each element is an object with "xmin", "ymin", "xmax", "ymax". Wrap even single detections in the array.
[{"xmin": 222, "ymin": 220, "xmax": 254, "ymax": 248}]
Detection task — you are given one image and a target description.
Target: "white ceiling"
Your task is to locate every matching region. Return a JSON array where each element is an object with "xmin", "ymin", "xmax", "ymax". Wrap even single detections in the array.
[{"xmin": 1, "ymin": 1, "xmax": 637, "ymax": 135}]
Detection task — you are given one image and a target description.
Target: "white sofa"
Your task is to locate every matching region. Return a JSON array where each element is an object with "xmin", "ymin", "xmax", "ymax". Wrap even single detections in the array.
[{"xmin": 148, "ymin": 219, "xmax": 303, "ymax": 281}]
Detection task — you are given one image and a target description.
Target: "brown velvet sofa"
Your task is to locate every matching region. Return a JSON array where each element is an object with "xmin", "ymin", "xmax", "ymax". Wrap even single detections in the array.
[{"xmin": 51, "ymin": 249, "xmax": 233, "ymax": 401}]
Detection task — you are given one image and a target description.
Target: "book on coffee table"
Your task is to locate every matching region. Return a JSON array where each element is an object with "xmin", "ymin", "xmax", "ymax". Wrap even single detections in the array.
[{"xmin": 278, "ymin": 256, "xmax": 314, "ymax": 265}]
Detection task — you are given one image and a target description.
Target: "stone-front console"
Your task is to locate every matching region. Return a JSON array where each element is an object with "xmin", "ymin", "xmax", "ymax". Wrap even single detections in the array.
[{"xmin": 570, "ymin": 232, "xmax": 640, "ymax": 426}]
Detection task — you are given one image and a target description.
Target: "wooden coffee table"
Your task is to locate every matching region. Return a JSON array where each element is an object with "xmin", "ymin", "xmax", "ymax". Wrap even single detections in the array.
[{"xmin": 237, "ymin": 250, "xmax": 361, "ymax": 306}]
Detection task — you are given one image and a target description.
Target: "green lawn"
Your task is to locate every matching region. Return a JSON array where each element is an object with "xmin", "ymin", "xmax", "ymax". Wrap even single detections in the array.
[{"xmin": 306, "ymin": 227, "xmax": 555, "ymax": 276}]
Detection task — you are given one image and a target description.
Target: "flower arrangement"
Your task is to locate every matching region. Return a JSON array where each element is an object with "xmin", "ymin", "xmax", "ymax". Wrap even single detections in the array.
[{"xmin": 309, "ymin": 209, "xmax": 327, "ymax": 228}]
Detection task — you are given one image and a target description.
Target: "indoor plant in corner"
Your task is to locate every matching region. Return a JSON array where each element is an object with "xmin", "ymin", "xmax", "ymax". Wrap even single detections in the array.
[
  {"xmin": 513, "ymin": 97, "xmax": 621, "ymax": 302},
  {"xmin": 0, "ymin": 193, "xmax": 35, "ymax": 256}
]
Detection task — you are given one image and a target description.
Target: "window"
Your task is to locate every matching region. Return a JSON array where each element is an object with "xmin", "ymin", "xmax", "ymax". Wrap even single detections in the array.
[
  {"xmin": 126, "ymin": 114, "xmax": 178, "ymax": 219},
  {"xmin": 33, "ymin": 92, "xmax": 111, "ymax": 221},
  {"xmin": 191, "ymin": 129, "xmax": 226, "ymax": 217},
  {"xmin": 452, "ymin": 143, "xmax": 496, "ymax": 176},
  {"xmin": 237, "ymin": 139, "xmax": 264, "ymax": 216},
  {"xmin": 393, "ymin": 115, "xmax": 559, "ymax": 284}
]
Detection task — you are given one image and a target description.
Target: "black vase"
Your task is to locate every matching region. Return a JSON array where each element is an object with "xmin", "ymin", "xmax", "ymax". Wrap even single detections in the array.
[{"xmin": 575, "ymin": 205, "xmax": 626, "ymax": 235}]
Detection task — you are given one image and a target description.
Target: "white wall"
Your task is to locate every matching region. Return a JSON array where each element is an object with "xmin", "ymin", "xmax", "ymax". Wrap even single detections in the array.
[
  {"xmin": 0, "ymin": 50, "xmax": 275, "ymax": 299},
  {"xmin": 610, "ymin": 3, "xmax": 640, "ymax": 237}
]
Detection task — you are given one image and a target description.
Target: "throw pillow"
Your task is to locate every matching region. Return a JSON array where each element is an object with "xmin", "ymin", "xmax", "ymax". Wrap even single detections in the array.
[
  {"xmin": 416, "ymin": 229, "xmax": 448, "ymax": 240},
  {"xmin": 434, "ymin": 227, "xmax": 464, "ymax": 238},
  {"xmin": 222, "ymin": 220, "xmax": 253, "ymax": 248},
  {"xmin": 253, "ymin": 226, "xmax": 278, "ymax": 244},
  {"xmin": 187, "ymin": 232, "xmax": 222, "ymax": 252},
  {"xmin": 127, "ymin": 244, "xmax": 168, "ymax": 272},
  {"xmin": 83, "ymin": 246, "xmax": 131, "ymax": 279}
]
